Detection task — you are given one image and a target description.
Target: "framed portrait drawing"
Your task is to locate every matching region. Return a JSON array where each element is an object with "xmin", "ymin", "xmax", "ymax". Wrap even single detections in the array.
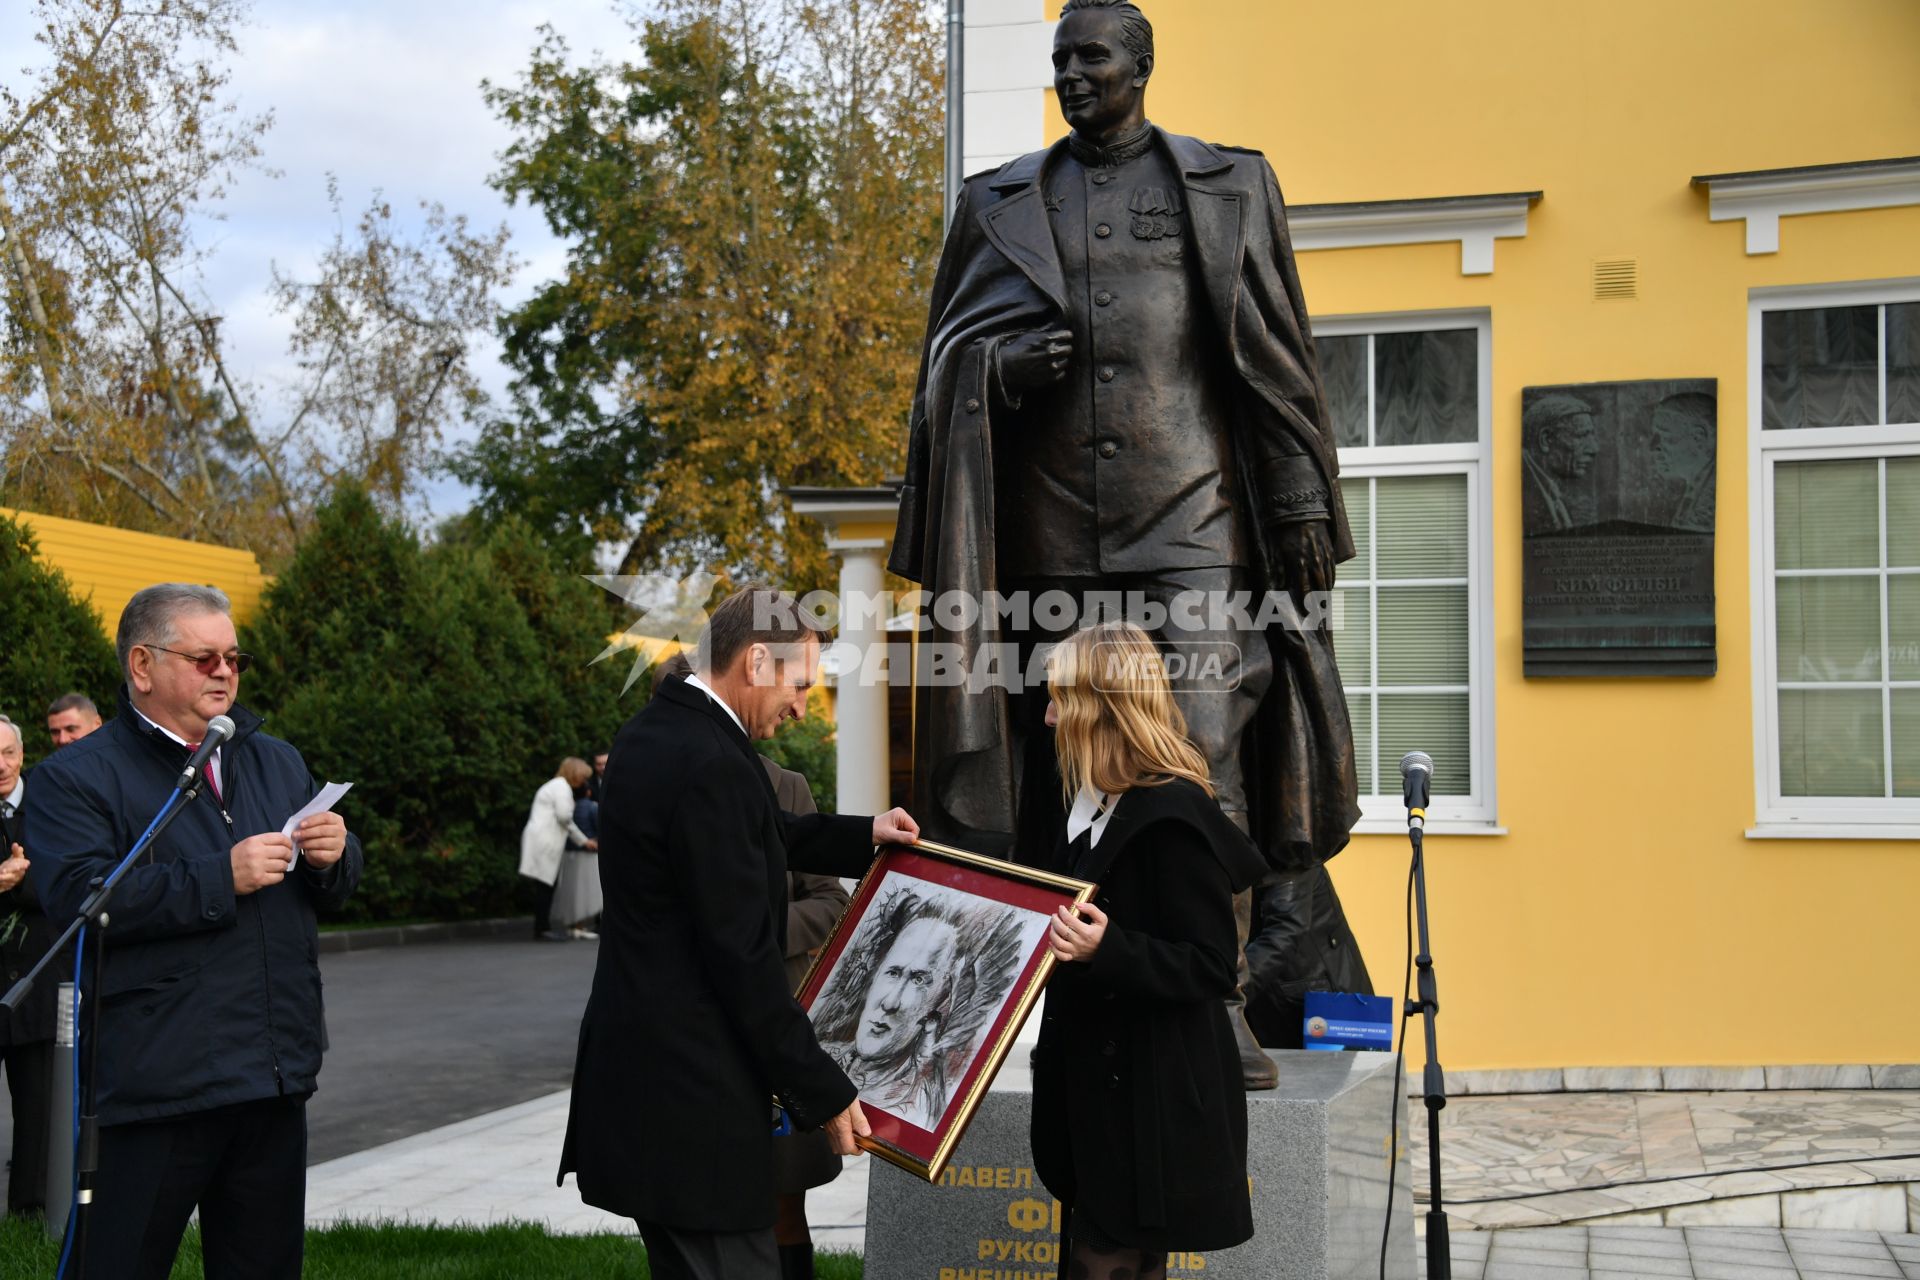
[{"xmin": 797, "ymin": 840, "xmax": 1094, "ymax": 1181}]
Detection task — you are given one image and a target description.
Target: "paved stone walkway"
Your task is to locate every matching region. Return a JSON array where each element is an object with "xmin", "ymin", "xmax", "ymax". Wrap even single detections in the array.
[
  {"xmin": 1416, "ymin": 1090, "xmax": 1920, "ymax": 1231},
  {"xmin": 1422, "ymin": 1225, "xmax": 1920, "ymax": 1279},
  {"xmin": 303, "ymin": 1084, "xmax": 1920, "ymax": 1277}
]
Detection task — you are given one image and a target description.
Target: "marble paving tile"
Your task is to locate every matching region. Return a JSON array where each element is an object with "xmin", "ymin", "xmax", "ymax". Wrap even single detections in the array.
[
  {"xmin": 1637, "ymin": 1093, "xmax": 1707, "ymax": 1177},
  {"xmin": 1565, "ymin": 1066, "xmax": 1666, "ymax": 1093},
  {"xmin": 1452, "ymin": 1068, "xmax": 1568, "ymax": 1096},
  {"xmin": 1587, "ymin": 1233, "xmax": 1690, "ymax": 1260},
  {"xmin": 1782, "ymin": 1185, "xmax": 1910, "ymax": 1231},
  {"xmin": 1770, "ymin": 1065, "xmax": 1878, "ymax": 1090},
  {"xmin": 1870, "ymin": 1065, "xmax": 1920, "ymax": 1090},
  {"xmin": 1691, "ymin": 1264, "xmax": 1798, "ymax": 1280},
  {"xmin": 1664, "ymin": 1066, "xmax": 1768, "ymax": 1091},
  {"xmin": 1664, "ymin": 1194, "xmax": 1783, "ymax": 1227}
]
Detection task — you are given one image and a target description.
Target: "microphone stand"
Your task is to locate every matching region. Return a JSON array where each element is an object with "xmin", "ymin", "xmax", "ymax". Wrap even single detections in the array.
[
  {"xmin": 2, "ymin": 775, "xmax": 201, "ymax": 1277},
  {"xmin": 1404, "ymin": 796, "xmax": 1451, "ymax": 1279}
]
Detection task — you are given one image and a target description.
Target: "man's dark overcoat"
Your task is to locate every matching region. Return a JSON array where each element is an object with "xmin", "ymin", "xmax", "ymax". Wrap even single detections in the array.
[
  {"xmin": 1031, "ymin": 778, "xmax": 1267, "ymax": 1251},
  {"xmin": 559, "ymin": 676, "xmax": 875, "ymax": 1230},
  {"xmin": 890, "ymin": 129, "xmax": 1359, "ymax": 875}
]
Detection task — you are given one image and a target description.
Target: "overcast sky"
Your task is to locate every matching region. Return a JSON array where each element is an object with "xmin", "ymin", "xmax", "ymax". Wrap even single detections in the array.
[{"xmin": 1, "ymin": 0, "xmax": 646, "ymax": 522}]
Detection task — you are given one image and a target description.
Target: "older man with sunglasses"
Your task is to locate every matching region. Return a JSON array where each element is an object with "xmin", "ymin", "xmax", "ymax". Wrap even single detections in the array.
[{"xmin": 24, "ymin": 582, "xmax": 361, "ymax": 1278}]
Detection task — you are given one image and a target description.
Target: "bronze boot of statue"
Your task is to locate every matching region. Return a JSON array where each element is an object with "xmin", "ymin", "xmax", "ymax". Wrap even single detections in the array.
[{"xmin": 1231, "ymin": 887, "xmax": 1279, "ymax": 1090}]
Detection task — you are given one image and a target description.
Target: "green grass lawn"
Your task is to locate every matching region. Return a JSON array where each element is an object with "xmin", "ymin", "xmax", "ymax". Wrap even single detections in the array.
[{"xmin": 0, "ymin": 1216, "xmax": 865, "ymax": 1278}]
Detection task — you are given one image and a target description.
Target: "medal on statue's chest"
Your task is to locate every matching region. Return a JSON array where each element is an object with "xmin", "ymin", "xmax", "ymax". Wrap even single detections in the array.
[{"xmin": 1129, "ymin": 186, "xmax": 1184, "ymax": 241}]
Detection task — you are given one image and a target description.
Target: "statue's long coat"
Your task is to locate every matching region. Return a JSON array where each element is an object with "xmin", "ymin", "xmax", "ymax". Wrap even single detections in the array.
[{"xmin": 890, "ymin": 129, "xmax": 1360, "ymax": 876}]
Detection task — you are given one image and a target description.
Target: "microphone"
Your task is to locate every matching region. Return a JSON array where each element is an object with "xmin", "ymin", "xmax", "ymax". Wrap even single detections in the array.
[
  {"xmin": 1400, "ymin": 751, "xmax": 1433, "ymax": 830},
  {"xmin": 177, "ymin": 714, "xmax": 236, "ymax": 792}
]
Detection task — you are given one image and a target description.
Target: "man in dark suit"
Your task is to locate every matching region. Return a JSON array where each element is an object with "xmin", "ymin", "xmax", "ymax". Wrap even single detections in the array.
[
  {"xmin": 889, "ymin": 0, "xmax": 1363, "ymax": 1087},
  {"xmin": 0, "ymin": 713, "xmax": 55, "ymax": 1217},
  {"xmin": 561, "ymin": 587, "xmax": 917, "ymax": 1280},
  {"xmin": 26, "ymin": 583, "xmax": 360, "ymax": 1276}
]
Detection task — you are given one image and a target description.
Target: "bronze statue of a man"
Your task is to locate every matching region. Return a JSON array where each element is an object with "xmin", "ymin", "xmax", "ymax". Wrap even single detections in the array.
[{"xmin": 889, "ymin": 0, "xmax": 1368, "ymax": 1087}]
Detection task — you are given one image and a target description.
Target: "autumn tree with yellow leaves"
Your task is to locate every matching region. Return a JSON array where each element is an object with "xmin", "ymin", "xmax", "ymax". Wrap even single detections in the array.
[
  {"xmin": 457, "ymin": 0, "xmax": 945, "ymax": 587},
  {"xmin": 0, "ymin": 0, "xmax": 514, "ymax": 565}
]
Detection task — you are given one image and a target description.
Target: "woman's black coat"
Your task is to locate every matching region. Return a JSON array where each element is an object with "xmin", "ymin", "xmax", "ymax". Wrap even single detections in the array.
[{"xmin": 1030, "ymin": 778, "xmax": 1266, "ymax": 1253}]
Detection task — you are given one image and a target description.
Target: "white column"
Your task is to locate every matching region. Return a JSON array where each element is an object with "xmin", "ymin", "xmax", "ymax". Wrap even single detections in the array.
[{"xmin": 831, "ymin": 537, "xmax": 891, "ymax": 818}]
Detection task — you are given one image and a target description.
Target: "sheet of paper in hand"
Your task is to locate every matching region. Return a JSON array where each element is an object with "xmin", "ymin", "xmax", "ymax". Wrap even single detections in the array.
[
  {"xmin": 797, "ymin": 840, "xmax": 1093, "ymax": 1181},
  {"xmin": 281, "ymin": 782, "xmax": 353, "ymax": 869}
]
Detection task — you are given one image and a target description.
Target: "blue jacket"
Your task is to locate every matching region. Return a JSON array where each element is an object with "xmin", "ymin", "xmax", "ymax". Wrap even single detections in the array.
[{"xmin": 23, "ymin": 697, "xmax": 361, "ymax": 1124}]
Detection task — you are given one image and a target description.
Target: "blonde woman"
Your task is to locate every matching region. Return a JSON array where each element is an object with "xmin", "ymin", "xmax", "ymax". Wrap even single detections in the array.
[
  {"xmin": 518, "ymin": 757, "xmax": 596, "ymax": 942},
  {"xmin": 1031, "ymin": 621, "xmax": 1265, "ymax": 1278}
]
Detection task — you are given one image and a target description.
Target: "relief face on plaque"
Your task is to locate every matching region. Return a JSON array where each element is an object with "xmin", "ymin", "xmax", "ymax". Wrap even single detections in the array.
[{"xmin": 1521, "ymin": 379, "xmax": 1717, "ymax": 677}]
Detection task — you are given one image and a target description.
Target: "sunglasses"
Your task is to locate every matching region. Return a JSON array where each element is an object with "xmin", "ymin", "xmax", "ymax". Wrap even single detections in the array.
[{"xmin": 145, "ymin": 645, "xmax": 253, "ymax": 675}]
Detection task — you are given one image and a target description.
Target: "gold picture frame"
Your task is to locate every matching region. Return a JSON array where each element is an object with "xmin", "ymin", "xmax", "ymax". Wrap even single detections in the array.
[{"xmin": 795, "ymin": 839, "xmax": 1095, "ymax": 1181}]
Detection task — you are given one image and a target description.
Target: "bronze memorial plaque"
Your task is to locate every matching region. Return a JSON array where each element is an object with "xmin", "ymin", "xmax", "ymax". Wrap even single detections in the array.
[{"xmin": 1521, "ymin": 378, "xmax": 1717, "ymax": 677}]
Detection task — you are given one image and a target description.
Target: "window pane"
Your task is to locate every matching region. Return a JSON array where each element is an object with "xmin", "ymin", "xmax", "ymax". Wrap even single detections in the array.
[
  {"xmin": 1762, "ymin": 306, "xmax": 1880, "ymax": 430},
  {"xmin": 1379, "ymin": 693, "xmax": 1470, "ymax": 795},
  {"xmin": 1778, "ymin": 689, "xmax": 1884, "ymax": 796},
  {"xmin": 1889, "ymin": 303, "xmax": 1920, "ymax": 427},
  {"xmin": 1774, "ymin": 459, "xmax": 1880, "ymax": 570},
  {"xmin": 1338, "ymin": 477, "xmax": 1371, "ymax": 573},
  {"xmin": 1889, "ymin": 457, "xmax": 1920, "ymax": 569},
  {"xmin": 1895, "ymin": 690, "xmax": 1920, "ymax": 799},
  {"xmin": 1377, "ymin": 585, "xmax": 1469, "ymax": 685},
  {"xmin": 1776, "ymin": 577, "xmax": 1883, "ymax": 682},
  {"xmin": 1330, "ymin": 586, "xmax": 1371, "ymax": 680},
  {"xmin": 1318, "ymin": 334, "xmax": 1368, "ymax": 449},
  {"xmin": 1891, "ymin": 575, "xmax": 1920, "ymax": 681},
  {"xmin": 1374, "ymin": 329, "xmax": 1477, "ymax": 446},
  {"xmin": 1377, "ymin": 473, "xmax": 1468, "ymax": 579},
  {"xmin": 1349, "ymin": 691, "xmax": 1376, "ymax": 796}
]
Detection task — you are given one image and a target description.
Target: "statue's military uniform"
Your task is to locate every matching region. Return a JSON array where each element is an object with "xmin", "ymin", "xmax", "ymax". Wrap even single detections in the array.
[
  {"xmin": 892, "ymin": 122, "xmax": 1359, "ymax": 878},
  {"xmin": 995, "ymin": 127, "xmax": 1331, "ymax": 831}
]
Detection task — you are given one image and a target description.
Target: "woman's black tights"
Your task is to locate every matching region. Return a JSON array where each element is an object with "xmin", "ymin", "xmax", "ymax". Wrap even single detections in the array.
[{"xmin": 1066, "ymin": 1243, "xmax": 1167, "ymax": 1280}]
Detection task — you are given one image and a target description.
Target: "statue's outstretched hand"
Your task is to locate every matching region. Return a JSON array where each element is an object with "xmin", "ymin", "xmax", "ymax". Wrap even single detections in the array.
[
  {"xmin": 1270, "ymin": 519, "xmax": 1335, "ymax": 610},
  {"xmin": 994, "ymin": 329, "xmax": 1075, "ymax": 396}
]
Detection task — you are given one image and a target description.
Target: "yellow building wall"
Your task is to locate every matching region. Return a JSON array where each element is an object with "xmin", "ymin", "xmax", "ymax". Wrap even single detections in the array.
[
  {"xmin": 3, "ymin": 508, "xmax": 271, "ymax": 634},
  {"xmin": 1031, "ymin": 1, "xmax": 1920, "ymax": 1069}
]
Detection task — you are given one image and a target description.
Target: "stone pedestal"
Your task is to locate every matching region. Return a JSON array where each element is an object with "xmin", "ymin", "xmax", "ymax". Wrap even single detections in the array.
[{"xmin": 865, "ymin": 1050, "xmax": 1416, "ymax": 1279}]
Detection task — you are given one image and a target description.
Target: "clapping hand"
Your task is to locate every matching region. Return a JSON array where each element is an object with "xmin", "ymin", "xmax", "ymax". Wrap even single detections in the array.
[{"xmin": 0, "ymin": 843, "xmax": 27, "ymax": 893}]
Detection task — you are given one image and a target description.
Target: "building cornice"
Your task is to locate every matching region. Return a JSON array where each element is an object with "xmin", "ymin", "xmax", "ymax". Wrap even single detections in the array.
[
  {"xmin": 1287, "ymin": 191, "xmax": 1542, "ymax": 276},
  {"xmin": 1691, "ymin": 155, "xmax": 1920, "ymax": 255}
]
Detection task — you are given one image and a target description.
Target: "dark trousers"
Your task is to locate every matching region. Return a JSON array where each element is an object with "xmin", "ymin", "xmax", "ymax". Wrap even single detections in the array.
[
  {"xmin": 1, "ymin": 1037, "xmax": 53, "ymax": 1213},
  {"xmin": 533, "ymin": 879, "xmax": 557, "ymax": 936},
  {"xmin": 636, "ymin": 1220, "xmax": 779, "ymax": 1280},
  {"xmin": 82, "ymin": 1096, "xmax": 306, "ymax": 1280}
]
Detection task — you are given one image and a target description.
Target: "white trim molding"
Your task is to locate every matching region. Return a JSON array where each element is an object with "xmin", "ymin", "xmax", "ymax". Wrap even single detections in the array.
[
  {"xmin": 1745, "ymin": 278, "xmax": 1920, "ymax": 838},
  {"xmin": 1694, "ymin": 156, "xmax": 1920, "ymax": 255},
  {"xmin": 1288, "ymin": 192, "xmax": 1541, "ymax": 276}
]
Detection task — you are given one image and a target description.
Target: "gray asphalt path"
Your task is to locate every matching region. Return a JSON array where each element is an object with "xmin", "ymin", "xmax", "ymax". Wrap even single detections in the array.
[
  {"xmin": 0, "ymin": 932, "xmax": 603, "ymax": 1175},
  {"xmin": 304, "ymin": 933, "xmax": 602, "ymax": 1164}
]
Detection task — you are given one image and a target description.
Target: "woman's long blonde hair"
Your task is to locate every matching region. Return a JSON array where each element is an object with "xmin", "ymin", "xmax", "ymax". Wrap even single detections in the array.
[
  {"xmin": 557, "ymin": 757, "xmax": 592, "ymax": 789},
  {"xmin": 1046, "ymin": 621, "xmax": 1214, "ymax": 804}
]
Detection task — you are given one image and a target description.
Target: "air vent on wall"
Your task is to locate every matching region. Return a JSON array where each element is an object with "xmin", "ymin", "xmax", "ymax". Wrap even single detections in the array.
[{"xmin": 1593, "ymin": 259, "xmax": 1638, "ymax": 300}]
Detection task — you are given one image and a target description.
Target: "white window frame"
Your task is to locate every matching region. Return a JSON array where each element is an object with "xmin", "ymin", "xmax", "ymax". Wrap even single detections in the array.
[
  {"xmin": 1748, "ymin": 278, "xmax": 1920, "ymax": 839},
  {"xmin": 1314, "ymin": 309, "xmax": 1499, "ymax": 834}
]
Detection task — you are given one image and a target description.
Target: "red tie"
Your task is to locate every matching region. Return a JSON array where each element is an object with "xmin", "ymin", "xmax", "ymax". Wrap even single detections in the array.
[{"xmin": 189, "ymin": 744, "xmax": 223, "ymax": 803}]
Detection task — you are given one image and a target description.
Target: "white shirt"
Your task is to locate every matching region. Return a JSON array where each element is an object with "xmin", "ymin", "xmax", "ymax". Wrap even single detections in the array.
[
  {"xmin": 1, "ymin": 778, "xmax": 22, "ymax": 817},
  {"xmin": 683, "ymin": 673, "xmax": 747, "ymax": 737},
  {"xmin": 131, "ymin": 703, "xmax": 223, "ymax": 797},
  {"xmin": 1066, "ymin": 784, "xmax": 1118, "ymax": 849}
]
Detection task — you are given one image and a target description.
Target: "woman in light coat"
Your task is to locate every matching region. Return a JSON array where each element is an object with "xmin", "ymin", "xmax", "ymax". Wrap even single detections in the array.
[{"xmin": 519, "ymin": 757, "xmax": 595, "ymax": 941}]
